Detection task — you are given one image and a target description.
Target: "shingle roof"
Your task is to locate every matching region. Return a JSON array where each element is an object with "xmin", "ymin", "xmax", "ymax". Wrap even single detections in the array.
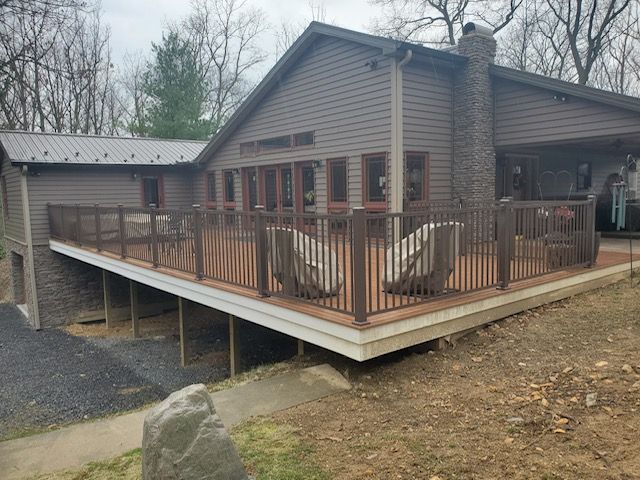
[{"xmin": 0, "ymin": 130, "xmax": 206, "ymax": 166}]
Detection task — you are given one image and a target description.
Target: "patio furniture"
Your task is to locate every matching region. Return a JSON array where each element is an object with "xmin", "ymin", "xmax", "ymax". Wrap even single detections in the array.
[
  {"xmin": 382, "ymin": 222, "xmax": 465, "ymax": 294},
  {"xmin": 266, "ymin": 227, "xmax": 343, "ymax": 298}
]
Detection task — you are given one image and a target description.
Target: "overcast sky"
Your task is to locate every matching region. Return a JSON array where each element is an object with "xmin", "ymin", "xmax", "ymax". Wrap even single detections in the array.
[{"xmin": 102, "ymin": 0, "xmax": 377, "ymax": 74}]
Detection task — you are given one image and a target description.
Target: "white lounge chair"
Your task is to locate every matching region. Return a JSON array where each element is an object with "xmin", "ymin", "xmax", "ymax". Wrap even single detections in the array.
[
  {"xmin": 382, "ymin": 222, "xmax": 464, "ymax": 294},
  {"xmin": 266, "ymin": 227, "xmax": 343, "ymax": 298}
]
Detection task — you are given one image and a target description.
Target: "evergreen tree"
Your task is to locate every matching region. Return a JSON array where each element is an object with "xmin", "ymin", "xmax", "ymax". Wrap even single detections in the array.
[{"xmin": 144, "ymin": 32, "xmax": 212, "ymax": 140}]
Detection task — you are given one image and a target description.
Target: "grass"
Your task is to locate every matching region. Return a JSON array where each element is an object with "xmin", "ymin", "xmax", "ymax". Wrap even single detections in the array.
[
  {"xmin": 231, "ymin": 419, "xmax": 329, "ymax": 480},
  {"xmin": 26, "ymin": 420, "xmax": 329, "ymax": 480},
  {"xmin": 29, "ymin": 449, "xmax": 142, "ymax": 480}
]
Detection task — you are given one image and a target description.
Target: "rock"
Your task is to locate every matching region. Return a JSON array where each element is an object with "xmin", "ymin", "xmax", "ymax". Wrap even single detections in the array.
[
  {"xmin": 506, "ymin": 416, "xmax": 524, "ymax": 425},
  {"xmin": 586, "ymin": 392, "xmax": 597, "ymax": 407},
  {"xmin": 142, "ymin": 384, "xmax": 248, "ymax": 480},
  {"xmin": 595, "ymin": 361, "xmax": 609, "ymax": 368},
  {"xmin": 622, "ymin": 364, "xmax": 634, "ymax": 374}
]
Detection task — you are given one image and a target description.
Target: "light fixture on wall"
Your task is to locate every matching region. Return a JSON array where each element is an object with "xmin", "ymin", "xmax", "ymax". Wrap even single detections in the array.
[
  {"xmin": 131, "ymin": 172, "xmax": 138, "ymax": 181},
  {"xmin": 553, "ymin": 93, "xmax": 568, "ymax": 102},
  {"xmin": 312, "ymin": 160, "xmax": 323, "ymax": 169}
]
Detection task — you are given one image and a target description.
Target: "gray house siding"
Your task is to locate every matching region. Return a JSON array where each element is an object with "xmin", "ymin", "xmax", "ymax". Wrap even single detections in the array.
[
  {"xmin": 199, "ymin": 35, "xmax": 392, "ymax": 212},
  {"xmin": 402, "ymin": 61, "xmax": 454, "ymax": 200},
  {"xmin": 494, "ymin": 78, "xmax": 640, "ymax": 147},
  {"xmin": 27, "ymin": 168, "xmax": 194, "ymax": 245},
  {"xmin": 1, "ymin": 156, "xmax": 25, "ymax": 243}
]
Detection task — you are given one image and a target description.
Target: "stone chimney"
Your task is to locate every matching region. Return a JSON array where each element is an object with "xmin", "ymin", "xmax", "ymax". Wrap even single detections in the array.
[{"xmin": 452, "ymin": 22, "xmax": 497, "ymax": 204}]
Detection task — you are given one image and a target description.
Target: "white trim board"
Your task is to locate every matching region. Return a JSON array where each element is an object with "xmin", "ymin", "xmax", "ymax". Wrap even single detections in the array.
[{"xmin": 50, "ymin": 240, "xmax": 632, "ymax": 361}]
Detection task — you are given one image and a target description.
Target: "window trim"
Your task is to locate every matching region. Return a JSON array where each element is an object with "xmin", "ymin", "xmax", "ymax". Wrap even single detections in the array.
[
  {"xmin": 205, "ymin": 171, "xmax": 217, "ymax": 208},
  {"xmin": 241, "ymin": 131, "xmax": 315, "ymax": 156},
  {"xmin": 362, "ymin": 153, "xmax": 388, "ymax": 212},
  {"xmin": 1, "ymin": 175, "xmax": 8, "ymax": 220},
  {"xmin": 140, "ymin": 174, "xmax": 165, "ymax": 208},
  {"xmin": 327, "ymin": 158, "xmax": 348, "ymax": 211},
  {"xmin": 404, "ymin": 151, "xmax": 430, "ymax": 204},
  {"xmin": 576, "ymin": 161, "xmax": 592, "ymax": 191},
  {"xmin": 223, "ymin": 170, "xmax": 236, "ymax": 209}
]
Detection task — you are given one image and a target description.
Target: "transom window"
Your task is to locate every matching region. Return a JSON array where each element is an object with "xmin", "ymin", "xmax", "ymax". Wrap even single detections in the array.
[
  {"xmin": 328, "ymin": 158, "xmax": 347, "ymax": 206},
  {"xmin": 577, "ymin": 161, "xmax": 592, "ymax": 191},
  {"xmin": 405, "ymin": 153, "xmax": 428, "ymax": 202},
  {"xmin": 364, "ymin": 154, "xmax": 387, "ymax": 209},
  {"xmin": 206, "ymin": 172, "xmax": 216, "ymax": 205},
  {"xmin": 240, "ymin": 131, "xmax": 314, "ymax": 156}
]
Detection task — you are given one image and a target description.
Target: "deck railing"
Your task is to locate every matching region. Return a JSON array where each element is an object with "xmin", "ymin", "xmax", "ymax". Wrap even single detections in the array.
[{"xmin": 48, "ymin": 196, "xmax": 597, "ymax": 324}]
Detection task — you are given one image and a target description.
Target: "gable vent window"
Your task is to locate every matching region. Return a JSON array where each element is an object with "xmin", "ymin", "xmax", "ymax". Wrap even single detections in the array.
[
  {"xmin": 242, "ymin": 131, "xmax": 315, "ymax": 156},
  {"xmin": 293, "ymin": 131, "xmax": 314, "ymax": 147},
  {"xmin": 257, "ymin": 135, "xmax": 291, "ymax": 153}
]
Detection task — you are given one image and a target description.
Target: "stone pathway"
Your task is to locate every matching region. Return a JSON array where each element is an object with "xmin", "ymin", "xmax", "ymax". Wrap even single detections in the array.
[{"xmin": 0, "ymin": 364, "xmax": 351, "ymax": 480}]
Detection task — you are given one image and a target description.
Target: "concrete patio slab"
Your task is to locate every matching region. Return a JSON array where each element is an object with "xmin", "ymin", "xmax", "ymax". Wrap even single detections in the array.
[{"xmin": 0, "ymin": 363, "xmax": 350, "ymax": 480}]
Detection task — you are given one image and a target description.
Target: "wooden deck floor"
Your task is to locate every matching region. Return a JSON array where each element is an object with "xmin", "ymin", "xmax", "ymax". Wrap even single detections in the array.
[{"xmin": 65, "ymin": 233, "xmax": 637, "ymax": 329}]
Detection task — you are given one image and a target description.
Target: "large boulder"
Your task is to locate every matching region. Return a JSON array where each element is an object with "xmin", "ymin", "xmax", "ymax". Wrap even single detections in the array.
[{"xmin": 142, "ymin": 383, "xmax": 248, "ymax": 480}]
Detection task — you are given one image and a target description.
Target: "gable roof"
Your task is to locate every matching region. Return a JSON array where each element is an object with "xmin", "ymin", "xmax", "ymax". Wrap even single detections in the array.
[
  {"xmin": 490, "ymin": 64, "xmax": 640, "ymax": 115},
  {"xmin": 194, "ymin": 21, "xmax": 466, "ymax": 164},
  {"xmin": 0, "ymin": 130, "xmax": 206, "ymax": 167}
]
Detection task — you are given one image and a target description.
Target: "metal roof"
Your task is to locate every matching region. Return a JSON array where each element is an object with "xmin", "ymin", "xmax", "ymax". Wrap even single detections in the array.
[
  {"xmin": 194, "ymin": 21, "xmax": 466, "ymax": 164},
  {"xmin": 0, "ymin": 130, "xmax": 207, "ymax": 166},
  {"xmin": 490, "ymin": 65, "xmax": 640, "ymax": 115}
]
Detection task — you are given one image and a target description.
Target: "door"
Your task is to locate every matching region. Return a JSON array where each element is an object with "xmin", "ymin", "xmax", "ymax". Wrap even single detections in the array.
[
  {"xmin": 142, "ymin": 176, "xmax": 164, "ymax": 207},
  {"xmin": 261, "ymin": 164, "xmax": 294, "ymax": 212},
  {"xmin": 264, "ymin": 168, "xmax": 278, "ymax": 211},
  {"xmin": 499, "ymin": 154, "xmax": 539, "ymax": 201},
  {"xmin": 243, "ymin": 167, "xmax": 258, "ymax": 211},
  {"xmin": 295, "ymin": 162, "xmax": 315, "ymax": 213}
]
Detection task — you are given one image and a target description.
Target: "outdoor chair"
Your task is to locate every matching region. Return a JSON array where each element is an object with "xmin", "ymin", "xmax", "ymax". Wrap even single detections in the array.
[
  {"xmin": 266, "ymin": 227, "xmax": 343, "ymax": 298},
  {"xmin": 382, "ymin": 222, "xmax": 465, "ymax": 295}
]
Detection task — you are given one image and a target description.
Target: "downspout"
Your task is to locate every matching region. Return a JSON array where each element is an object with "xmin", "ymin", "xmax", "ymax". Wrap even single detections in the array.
[
  {"xmin": 390, "ymin": 49, "xmax": 413, "ymax": 215},
  {"xmin": 20, "ymin": 165, "xmax": 40, "ymax": 329}
]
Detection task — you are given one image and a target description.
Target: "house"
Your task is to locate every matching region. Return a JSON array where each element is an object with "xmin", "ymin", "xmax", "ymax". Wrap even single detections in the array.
[{"xmin": 1, "ymin": 22, "xmax": 639, "ymax": 365}]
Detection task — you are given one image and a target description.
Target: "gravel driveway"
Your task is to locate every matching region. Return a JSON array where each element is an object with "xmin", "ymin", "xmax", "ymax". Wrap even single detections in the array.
[{"xmin": 0, "ymin": 304, "xmax": 225, "ymax": 440}]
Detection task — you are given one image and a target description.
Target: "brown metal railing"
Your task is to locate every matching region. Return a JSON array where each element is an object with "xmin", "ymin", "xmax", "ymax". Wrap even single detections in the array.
[{"xmin": 47, "ymin": 196, "xmax": 597, "ymax": 324}]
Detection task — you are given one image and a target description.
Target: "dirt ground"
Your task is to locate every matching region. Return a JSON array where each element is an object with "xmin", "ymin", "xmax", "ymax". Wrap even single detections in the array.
[{"xmin": 266, "ymin": 278, "xmax": 640, "ymax": 480}]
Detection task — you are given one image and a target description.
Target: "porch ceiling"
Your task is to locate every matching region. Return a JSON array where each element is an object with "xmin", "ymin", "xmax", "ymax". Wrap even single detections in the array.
[{"xmin": 496, "ymin": 132, "xmax": 640, "ymax": 156}]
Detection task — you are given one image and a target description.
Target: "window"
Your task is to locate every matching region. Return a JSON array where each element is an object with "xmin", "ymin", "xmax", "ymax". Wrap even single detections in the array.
[
  {"xmin": 293, "ymin": 131, "xmax": 314, "ymax": 147},
  {"xmin": 577, "ymin": 162, "xmax": 592, "ymax": 190},
  {"xmin": 223, "ymin": 170, "xmax": 235, "ymax": 205},
  {"xmin": 142, "ymin": 176, "xmax": 163, "ymax": 207},
  {"xmin": 206, "ymin": 172, "xmax": 216, "ymax": 206},
  {"xmin": 363, "ymin": 154, "xmax": 387, "ymax": 209},
  {"xmin": 328, "ymin": 159, "xmax": 347, "ymax": 206},
  {"xmin": 240, "ymin": 142, "xmax": 255, "ymax": 156},
  {"xmin": 405, "ymin": 153, "xmax": 428, "ymax": 202},
  {"xmin": 1, "ymin": 176, "xmax": 8, "ymax": 219},
  {"xmin": 257, "ymin": 135, "xmax": 291, "ymax": 153}
]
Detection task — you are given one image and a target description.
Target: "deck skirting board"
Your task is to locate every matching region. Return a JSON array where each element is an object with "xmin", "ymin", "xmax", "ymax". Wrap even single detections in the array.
[{"xmin": 50, "ymin": 240, "xmax": 632, "ymax": 361}]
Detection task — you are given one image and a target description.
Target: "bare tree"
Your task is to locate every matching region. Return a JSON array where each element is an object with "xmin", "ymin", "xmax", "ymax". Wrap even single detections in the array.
[
  {"xmin": 180, "ymin": 0, "xmax": 267, "ymax": 133},
  {"xmin": 545, "ymin": 0, "xmax": 632, "ymax": 85},
  {"xmin": 274, "ymin": 1, "xmax": 328, "ymax": 58},
  {"xmin": 120, "ymin": 52, "xmax": 149, "ymax": 136},
  {"xmin": 370, "ymin": 0, "xmax": 522, "ymax": 45}
]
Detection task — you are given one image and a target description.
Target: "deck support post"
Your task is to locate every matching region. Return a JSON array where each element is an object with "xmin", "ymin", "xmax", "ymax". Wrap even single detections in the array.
[
  {"xmin": 178, "ymin": 297, "xmax": 189, "ymax": 367},
  {"xmin": 351, "ymin": 207, "xmax": 369, "ymax": 325},
  {"xmin": 254, "ymin": 205, "xmax": 269, "ymax": 297},
  {"xmin": 102, "ymin": 270, "xmax": 113, "ymax": 328},
  {"xmin": 297, "ymin": 339, "xmax": 305, "ymax": 357},
  {"xmin": 229, "ymin": 314, "xmax": 241, "ymax": 377},
  {"xmin": 587, "ymin": 194, "xmax": 597, "ymax": 267},
  {"xmin": 497, "ymin": 197, "xmax": 513, "ymax": 290},
  {"xmin": 129, "ymin": 280, "xmax": 140, "ymax": 338}
]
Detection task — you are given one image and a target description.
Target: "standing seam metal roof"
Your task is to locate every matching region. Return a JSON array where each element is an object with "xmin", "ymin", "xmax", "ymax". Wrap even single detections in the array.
[{"xmin": 0, "ymin": 130, "xmax": 207, "ymax": 166}]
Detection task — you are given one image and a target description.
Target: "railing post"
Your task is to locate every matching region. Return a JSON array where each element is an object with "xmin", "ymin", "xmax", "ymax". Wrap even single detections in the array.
[
  {"xmin": 118, "ymin": 204, "xmax": 127, "ymax": 258},
  {"xmin": 75, "ymin": 203, "xmax": 81, "ymax": 245},
  {"xmin": 193, "ymin": 204, "xmax": 205, "ymax": 280},
  {"xmin": 587, "ymin": 194, "xmax": 597, "ymax": 267},
  {"xmin": 254, "ymin": 205, "xmax": 269, "ymax": 297},
  {"xmin": 497, "ymin": 197, "xmax": 513, "ymax": 290},
  {"xmin": 95, "ymin": 204, "xmax": 102, "ymax": 251},
  {"xmin": 352, "ymin": 207, "xmax": 368, "ymax": 325},
  {"xmin": 150, "ymin": 205, "xmax": 159, "ymax": 268}
]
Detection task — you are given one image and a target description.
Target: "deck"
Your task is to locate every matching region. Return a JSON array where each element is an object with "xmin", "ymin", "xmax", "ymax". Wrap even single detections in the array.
[{"xmin": 47, "ymin": 201, "xmax": 637, "ymax": 360}]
